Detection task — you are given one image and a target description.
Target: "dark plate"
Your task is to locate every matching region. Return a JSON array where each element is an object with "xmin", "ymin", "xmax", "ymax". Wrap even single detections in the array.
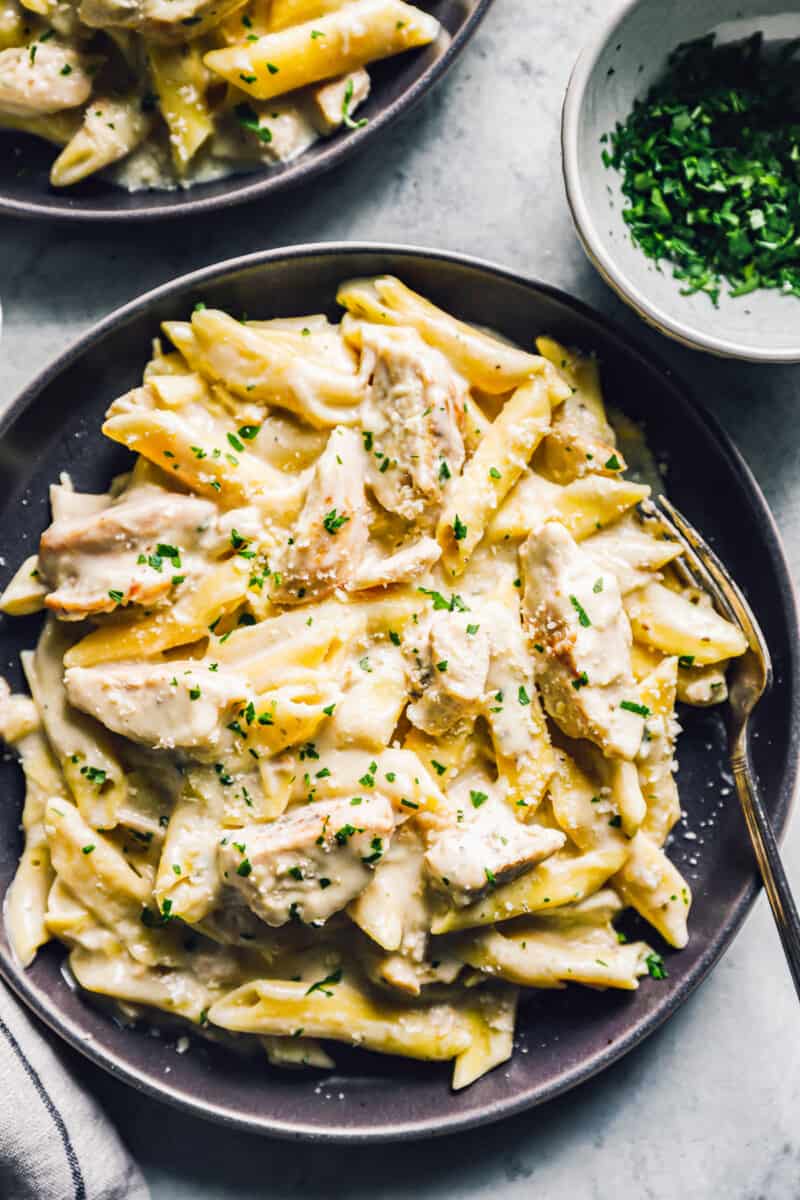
[
  {"xmin": 0, "ymin": 245, "xmax": 797, "ymax": 1141},
  {"xmin": 0, "ymin": 0, "xmax": 491, "ymax": 222}
]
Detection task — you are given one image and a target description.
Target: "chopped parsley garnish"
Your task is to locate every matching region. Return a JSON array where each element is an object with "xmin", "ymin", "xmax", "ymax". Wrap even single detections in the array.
[
  {"xmin": 342, "ymin": 75, "xmax": 367, "ymax": 129},
  {"xmin": 417, "ymin": 587, "xmax": 468, "ymax": 612},
  {"xmin": 484, "ymin": 867, "xmax": 497, "ymax": 888},
  {"xmin": 603, "ymin": 32, "xmax": 800, "ymax": 304},
  {"xmin": 489, "ymin": 467, "xmax": 502, "ymax": 480},
  {"xmin": 234, "ymin": 102, "xmax": 272, "ymax": 143},
  {"xmin": 362, "ymin": 431, "xmax": 373, "ymax": 451},
  {"xmin": 322, "ymin": 703, "xmax": 336, "ymax": 717},
  {"xmin": 439, "ymin": 459, "xmax": 451, "ymax": 481},
  {"xmin": 238, "ymin": 424, "xmax": 261, "ymax": 440},
  {"xmin": 305, "ymin": 968, "xmax": 342, "ymax": 997},
  {"xmin": 593, "ymin": 577, "xmax": 604, "ymax": 594},
  {"xmin": 80, "ymin": 765, "xmax": 107, "ymax": 785},
  {"xmin": 646, "ymin": 951, "xmax": 667, "ymax": 980},
  {"xmin": 452, "ymin": 514, "xmax": 468, "ymax": 541},
  {"xmin": 604, "ymin": 454, "xmax": 621, "ymax": 471},
  {"xmin": 430, "ymin": 759, "xmax": 446, "ymax": 776},
  {"xmin": 466, "ymin": 623, "xmax": 480, "ymax": 635},
  {"xmin": 572, "ymin": 671, "xmax": 589, "ymax": 690},
  {"xmin": 358, "ymin": 656, "xmax": 372, "ymax": 673},
  {"xmin": 60, "ymin": 63, "xmax": 72, "ymax": 76},
  {"xmin": 334, "ymin": 823, "xmax": 358, "ymax": 844},
  {"xmin": 236, "ymin": 857, "xmax": 252, "ymax": 877},
  {"xmin": 227, "ymin": 432, "xmax": 245, "ymax": 453},
  {"xmin": 436, "ymin": 660, "xmax": 448, "ymax": 673},
  {"xmin": 620, "ymin": 700, "xmax": 651, "ymax": 717},
  {"xmin": 361, "ymin": 836, "xmax": 384, "ymax": 865},
  {"xmin": 678, "ymin": 654, "xmax": 696, "ymax": 669},
  {"xmin": 108, "ymin": 589, "xmax": 124, "ymax": 604},
  {"xmin": 267, "ymin": 61, "xmax": 279, "ymax": 74},
  {"xmin": 287, "ymin": 866, "xmax": 303, "ymax": 881},
  {"xmin": 389, "ymin": 630, "xmax": 401, "ymax": 646},
  {"xmin": 518, "ymin": 685, "xmax": 530, "ymax": 706},
  {"xmin": 323, "ymin": 508, "xmax": 350, "ymax": 534},
  {"xmin": 81, "ymin": 844, "xmax": 95, "ymax": 855},
  {"xmin": 569, "ymin": 595, "xmax": 592, "ymax": 627},
  {"xmin": 608, "ymin": 814, "xmax": 622, "ymax": 828},
  {"xmin": 470, "ymin": 790, "xmax": 488, "ymax": 809},
  {"xmin": 401, "ymin": 798, "xmax": 419, "ymax": 810},
  {"xmin": 239, "ymin": 72, "xmax": 257, "ymax": 84},
  {"xmin": 319, "ymin": 878, "xmax": 331, "ymax": 889},
  {"xmin": 188, "ymin": 686, "xmax": 201, "ymax": 701}
]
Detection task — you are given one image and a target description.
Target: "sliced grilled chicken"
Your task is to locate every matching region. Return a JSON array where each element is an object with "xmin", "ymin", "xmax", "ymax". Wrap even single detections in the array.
[
  {"xmin": 79, "ymin": 0, "xmax": 244, "ymax": 41},
  {"xmin": 271, "ymin": 426, "xmax": 369, "ymax": 603},
  {"xmin": 0, "ymin": 43, "xmax": 93, "ymax": 117},
  {"xmin": 520, "ymin": 522, "xmax": 645, "ymax": 760},
  {"xmin": 424, "ymin": 788, "xmax": 565, "ymax": 909},
  {"xmin": 349, "ymin": 535, "xmax": 441, "ymax": 591},
  {"xmin": 360, "ymin": 324, "xmax": 466, "ymax": 525},
  {"xmin": 65, "ymin": 660, "xmax": 248, "ymax": 754},
  {"xmin": 38, "ymin": 485, "xmax": 218, "ymax": 619},
  {"xmin": 219, "ymin": 795, "xmax": 395, "ymax": 927},
  {"xmin": 405, "ymin": 609, "xmax": 490, "ymax": 736}
]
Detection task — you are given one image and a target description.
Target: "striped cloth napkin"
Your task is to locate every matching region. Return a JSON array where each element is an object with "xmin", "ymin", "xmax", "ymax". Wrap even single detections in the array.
[{"xmin": 0, "ymin": 981, "xmax": 150, "ymax": 1200}]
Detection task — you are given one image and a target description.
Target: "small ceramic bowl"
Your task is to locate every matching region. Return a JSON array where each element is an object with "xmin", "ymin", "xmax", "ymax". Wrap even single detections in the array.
[{"xmin": 562, "ymin": 0, "xmax": 800, "ymax": 362}]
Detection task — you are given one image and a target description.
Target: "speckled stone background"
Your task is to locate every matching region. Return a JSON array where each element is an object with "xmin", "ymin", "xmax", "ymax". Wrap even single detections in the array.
[{"xmin": 2, "ymin": 2, "xmax": 800, "ymax": 1196}]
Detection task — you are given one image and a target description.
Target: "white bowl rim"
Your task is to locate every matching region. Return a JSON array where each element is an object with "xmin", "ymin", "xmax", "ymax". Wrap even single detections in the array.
[{"xmin": 561, "ymin": 0, "xmax": 800, "ymax": 364}]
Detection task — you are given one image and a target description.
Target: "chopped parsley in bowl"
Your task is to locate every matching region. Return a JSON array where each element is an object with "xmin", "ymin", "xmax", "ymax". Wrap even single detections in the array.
[
  {"xmin": 562, "ymin": 0, "xmax": 800, "ymax": 361},
  {"xmin": 603, "ymin": 32, "xmax": 800, "ymax": 306}
]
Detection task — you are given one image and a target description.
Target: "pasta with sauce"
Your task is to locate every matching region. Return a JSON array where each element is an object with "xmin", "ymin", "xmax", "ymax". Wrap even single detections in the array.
[
  {"xmin": 0, "ymin": 277, "xmax": 747, "ymax": 1087},
  {"xmin": 0, "ymin": 0, "xmax": 439, "ymax": 190}
]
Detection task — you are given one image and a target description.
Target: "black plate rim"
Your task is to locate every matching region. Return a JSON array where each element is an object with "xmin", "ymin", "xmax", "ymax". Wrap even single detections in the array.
[
  {"xmin": 0, "ymin": 242, "xmax": 798, "ymax": 1142},
  {"xmin": 0, "ymin": 1, "xmax": 493, "ymax": 224}
]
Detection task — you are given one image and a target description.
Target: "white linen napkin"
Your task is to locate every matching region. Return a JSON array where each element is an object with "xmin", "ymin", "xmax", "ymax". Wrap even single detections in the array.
[{"xmin": 0, "ymin": 981, "xmax": 150, "ymax": 1200}]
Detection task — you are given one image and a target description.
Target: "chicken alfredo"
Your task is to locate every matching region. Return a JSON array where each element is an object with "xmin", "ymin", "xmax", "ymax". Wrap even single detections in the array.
[
  {"xmin": 0, "ymin": 277, "xmax": 748, "ymax": 1087},
  {"xmin": 0, "ymin": 0, "xmax": 438, "ymax": 190}
]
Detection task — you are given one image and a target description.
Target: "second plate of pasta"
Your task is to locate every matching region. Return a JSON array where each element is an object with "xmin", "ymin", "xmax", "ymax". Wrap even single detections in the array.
[
  {"xmin": 0, "ymin": 0, "xmax": 492, "ymax": 219},
  {"xmin": 0, "ymin": 245, "xmax": 796, "ymax": 1139}
]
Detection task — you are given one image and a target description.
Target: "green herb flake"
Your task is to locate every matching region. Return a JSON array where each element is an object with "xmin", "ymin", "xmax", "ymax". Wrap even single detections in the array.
[
  {"xmin": 646, "ymin": 951, "xmax": 667, "ymax": 980},
  {"xmin": 470, "ymin": 790, "xmax": 488, "ymax": 809},
  {"xmin": 569, "ymin": 595, "xmax": 592, "ymax": 627},
  {"xmin": 305, "ymin": 968, "xmax": 342, "ymax": 996},
  {"xmin": 323, "ymin": 508, "xmax": 350, "ymax": 535},
  {"xmin": 620, "ymin": 699, "xmax": 651, "ymax": 717},
  {"xmin": 342, "ymin": 75, "xmax": 367, "ymax": 129}
]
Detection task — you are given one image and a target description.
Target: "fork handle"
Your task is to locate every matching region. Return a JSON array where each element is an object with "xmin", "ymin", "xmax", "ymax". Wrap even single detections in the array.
[{"xmin": 732, "ymin": 739, "xmax": 800, "ymax": 1001}]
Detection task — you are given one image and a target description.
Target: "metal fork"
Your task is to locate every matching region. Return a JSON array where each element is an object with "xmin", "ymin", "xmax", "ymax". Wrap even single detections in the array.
[{"xmin": 650, "ymin": 495, "xmax": 800, "ymax": 1000}]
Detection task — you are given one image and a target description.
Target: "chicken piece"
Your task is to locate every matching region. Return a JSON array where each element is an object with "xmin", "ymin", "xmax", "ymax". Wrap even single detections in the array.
[
  {"xmin": 219, "ymin": 794, "xmax": 395, "ymax": 927},
  {"xmin": 79, "ymin": 0, "xmax": 245, "ymax": 41},
  {"xmin": 271, "ymin": 426, "xmax": 369, "ymax": 603},
  {"xmin": 65, "ymin": 660, "xmax": 248, "ymax": 754},
  {"xmin": 521, "ymin": 523, "xmax": 645, "ymax": 760},
  {"xmin": 405, "ymin": 609, "xmax": 490, "ymax": 736},
  {"xmin": 349, "ymin": 535, "xmax": 441, "ymax": 591},
  {"xmin": 424, "ymin": 790, "xmax": 565, "ymax": 909},
  {"xmin": 480, "ymin": 598, "xmax": 555, "ymax": 812},
  {"xmin": 305, "ymin": 68, "xmax": 370, "ymax": 136},
  {"xmin": 38, "ymin": 485, "xmax": 219, "ymax": 619},
  {"xmin": 359, "ymin": 325, "xmax": 466, "ymax": 525},
  {"xmin": 535, "ymin": 353, "xmax": 623, "ymax": 485},
  {"xmin": 0, "ymin": 42, "xmax": 94, "ymax": 117},
  {"xmin": 210, "ymin": 97, "xmax": 318, "ymax": 166}
]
